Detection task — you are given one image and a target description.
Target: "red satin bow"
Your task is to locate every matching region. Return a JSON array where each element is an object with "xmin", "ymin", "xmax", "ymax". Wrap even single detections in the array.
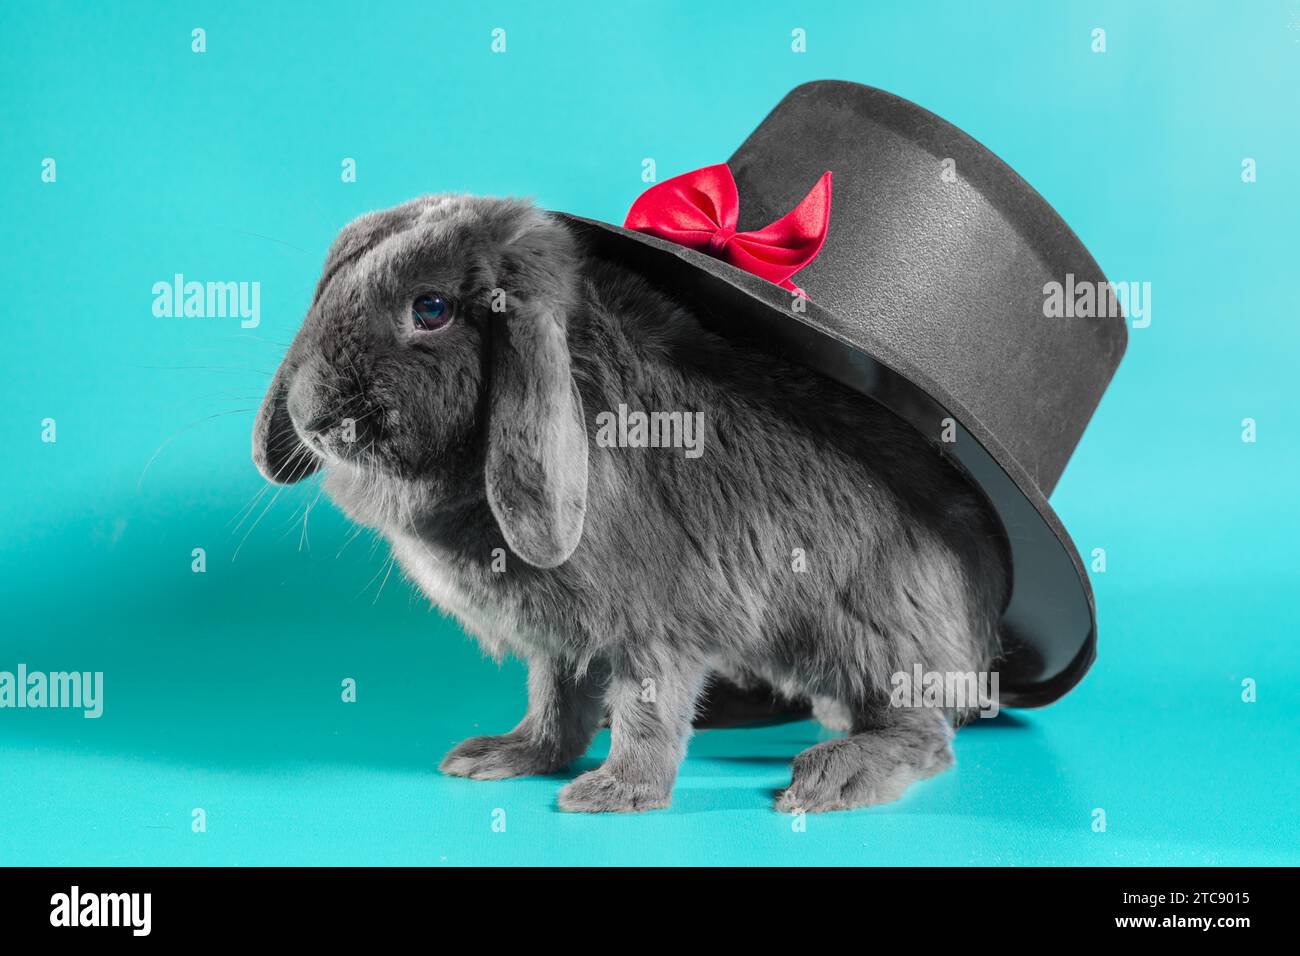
[{"xmin": 624, "ymin": 163, "xmax": 832, "ymax": 294}]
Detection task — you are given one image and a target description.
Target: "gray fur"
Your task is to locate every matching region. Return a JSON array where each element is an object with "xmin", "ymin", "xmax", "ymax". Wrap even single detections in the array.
[
  {"xmin": 253, "ymin": 194, "xmax": 1010, "ymax": 813},
  {"xmin": 483, "ymin": 259, "xmax": 589, "ymax": 568}
]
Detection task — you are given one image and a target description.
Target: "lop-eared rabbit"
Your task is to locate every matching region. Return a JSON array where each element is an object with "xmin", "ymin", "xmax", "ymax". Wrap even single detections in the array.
[{"xmin": 253, "ymin": 195, "xmax": 1008, "ymax": 812}]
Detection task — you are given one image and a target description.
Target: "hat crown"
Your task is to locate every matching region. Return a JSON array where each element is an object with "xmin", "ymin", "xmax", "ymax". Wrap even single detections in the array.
[{"xmin": 728, "ymin": 81, "xmax": 1126, "ymax": 494}]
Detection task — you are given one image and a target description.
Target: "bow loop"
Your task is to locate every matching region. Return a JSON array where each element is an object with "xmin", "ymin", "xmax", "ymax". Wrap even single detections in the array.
[{"xmin": 624, "ymin": 164, "xmax": 832, "ymax": 293}]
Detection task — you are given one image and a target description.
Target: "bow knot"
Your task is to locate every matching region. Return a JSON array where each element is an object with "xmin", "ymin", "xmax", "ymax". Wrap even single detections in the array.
[
  {"xmin": 623, "ymin": 163, "xmax": 832, "ymax": 294},
  {"xmin": 706, "ymin": 225, "xmax": 736, "ymax": 256}
]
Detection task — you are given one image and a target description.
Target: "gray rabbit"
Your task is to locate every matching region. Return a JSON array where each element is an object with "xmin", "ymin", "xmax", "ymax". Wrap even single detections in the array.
[{"xmin": 253, "ymin": 194, "xmax": 1009, "ymax": 812}]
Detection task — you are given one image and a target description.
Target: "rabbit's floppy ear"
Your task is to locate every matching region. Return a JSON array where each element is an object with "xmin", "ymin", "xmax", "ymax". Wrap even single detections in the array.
[
  {"xmin": 484, "ymin": 219, "xmax": 589, "ymax": 569},
  {"xmin": 253, "ymin": 357, "xmax": 321, "ymax": 484}
]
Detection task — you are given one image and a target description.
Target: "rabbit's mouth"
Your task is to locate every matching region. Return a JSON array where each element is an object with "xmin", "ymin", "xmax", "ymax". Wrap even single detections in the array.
[
  {"xmin": 292, "ymin": 412, "xmax": 362, "ymax": 464},
  {"xmin": 282, "ymin": 362, "xmax": 388, "ymax": 471}
]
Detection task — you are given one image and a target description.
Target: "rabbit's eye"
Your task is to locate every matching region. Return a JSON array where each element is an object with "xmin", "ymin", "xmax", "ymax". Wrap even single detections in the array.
[{"xmin": 411, "ymin": 293, "xmax": 454, "ymax": 331}]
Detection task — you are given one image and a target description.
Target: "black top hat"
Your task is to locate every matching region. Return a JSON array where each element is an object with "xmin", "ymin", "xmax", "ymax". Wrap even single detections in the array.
[{"xmin": 558, "ymin": 80, "xmax": 1126, "ymax": 708}]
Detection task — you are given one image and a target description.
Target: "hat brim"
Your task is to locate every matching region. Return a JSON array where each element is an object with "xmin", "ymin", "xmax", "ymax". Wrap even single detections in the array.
[{"xmin": 554, "ymin": 212, "xmax": 1096, "ymax": 708}]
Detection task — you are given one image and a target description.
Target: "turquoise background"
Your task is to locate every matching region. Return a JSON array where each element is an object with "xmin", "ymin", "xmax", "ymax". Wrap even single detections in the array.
[{"xmin": 2, "ymin": 0, "xmax": 1297, "ymax": 866}]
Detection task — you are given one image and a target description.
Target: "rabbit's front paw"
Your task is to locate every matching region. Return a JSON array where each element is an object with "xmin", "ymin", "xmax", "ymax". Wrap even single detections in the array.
[
  {"xmin": 439, "ymin": 733, "xmax": 567, "ymax": 780},
  {"xmin": 557, "ymin": 769, "xmax": 671, "ymax": 813}
]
